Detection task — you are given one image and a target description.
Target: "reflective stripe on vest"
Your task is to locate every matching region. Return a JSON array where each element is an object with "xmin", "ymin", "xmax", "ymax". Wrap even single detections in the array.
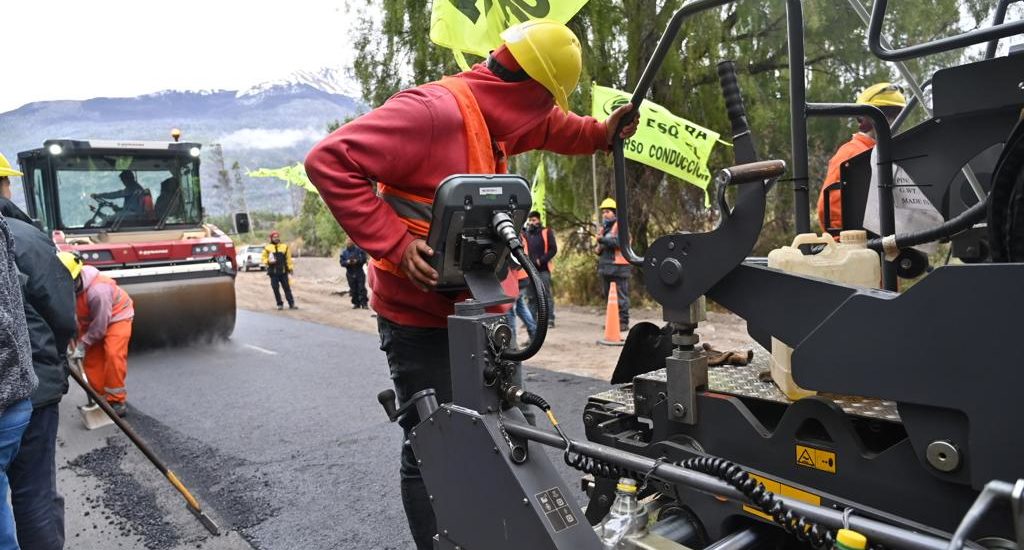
[
  {"xmin": 372, "ymin": 76, "xmax": 508, "ymax": 278},
  {"xmin": 522, "ymin": 228, "xmax": 554, "ymax": 272},
  {"xmin": 610, "ymin": 222, "xmax": 629, "ymax": 265},
  {"xmin": 77, "ymin": 272, "xmax": 132, "ymax": 329}
]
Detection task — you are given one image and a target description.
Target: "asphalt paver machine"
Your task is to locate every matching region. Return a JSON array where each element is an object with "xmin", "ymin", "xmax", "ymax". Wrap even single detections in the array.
[
  {"xmin": 377, "ymin": 1, "xmax": 1024, "ymax": 548},
  {"xmin": 18, "ymin": 137, "xmax": 238, "ymax": 347}
]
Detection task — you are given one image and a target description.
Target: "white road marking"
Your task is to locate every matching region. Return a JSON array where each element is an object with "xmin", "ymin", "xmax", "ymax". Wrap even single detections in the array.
[{"xmin": 243, "ymin": 344, "xmax": 278, "ymax": 356}]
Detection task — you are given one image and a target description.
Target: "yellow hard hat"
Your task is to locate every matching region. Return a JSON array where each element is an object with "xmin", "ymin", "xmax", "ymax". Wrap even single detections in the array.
[
  {"xmin": 57, "ymin": 251, "xmax": 83, "ymax": 280},
  {"xmin": 0, "ymin": 153, "xmax": 22, "ymax": 178},
  {"xmin": 600, "ymin": 197, "xmax": 617, "ymax": 210},
  {"xmin": 856, "ymin": 83, "xmax": 906, "ymax": 108},
  {"xmin": 501, "ymin": 19, "xmax": 582, "ymax": 112}
]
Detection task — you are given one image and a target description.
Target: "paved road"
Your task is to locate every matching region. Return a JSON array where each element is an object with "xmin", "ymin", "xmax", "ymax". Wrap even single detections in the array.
[{"xmin": 58, "ymin": 310, "xmax": 614, "ymax": 549}]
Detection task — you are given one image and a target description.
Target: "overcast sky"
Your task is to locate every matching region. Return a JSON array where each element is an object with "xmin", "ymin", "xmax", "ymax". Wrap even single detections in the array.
[{"xmin": 2, "ymin": 0, "xmax": 358, "ymax": 114}]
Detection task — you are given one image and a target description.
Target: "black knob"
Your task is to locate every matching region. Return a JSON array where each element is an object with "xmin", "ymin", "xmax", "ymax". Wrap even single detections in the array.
[
  {"xmin": 481, "ymin": 249, "xmax": 497, "ymax": 266},
  {"xmin": 659, "ymin": 258, "xmax": 683, "ymax": 285},
  {"xmin": 378, "ymin": 389, "xmax": 399, "ymax": 422}
]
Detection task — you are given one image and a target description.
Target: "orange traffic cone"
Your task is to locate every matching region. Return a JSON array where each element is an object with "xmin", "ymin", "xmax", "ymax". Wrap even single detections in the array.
[{"xmin": 597, "ymin": 281, "xmax": 625, "ymax": 346}]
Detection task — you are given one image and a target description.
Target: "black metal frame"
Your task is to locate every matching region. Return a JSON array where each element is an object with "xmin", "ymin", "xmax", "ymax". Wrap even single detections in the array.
[
  {"xmin": 389, "ymin": 1, "xmax": 1024, "ymax": 548},
  {"xmin": 868, "ymin": 0, "xmax": 1024, "ymax": 61},
  {"xmin": 611, "ymin": 0, "xmax": 739, "ymax": 267},
  {"xmin": 984, "ymin": 0, "xmax": 1021, "ymax": 59},
  {"xmin": 806, "ymin": 103, "xmax": 897, "ymax": 288}
]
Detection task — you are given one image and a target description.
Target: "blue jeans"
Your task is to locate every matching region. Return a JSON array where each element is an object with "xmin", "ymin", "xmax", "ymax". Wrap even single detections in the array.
[
  {"xmin": 0, "ymin": 399, "xmax": 33, "ymax": 550},
  {"xmin": 505, "ymin": 291, "xmax": 537, "ymax": 341},
  {"xmin": 9, "ymin": 404, "xmax": 63, "ymax": 550}
]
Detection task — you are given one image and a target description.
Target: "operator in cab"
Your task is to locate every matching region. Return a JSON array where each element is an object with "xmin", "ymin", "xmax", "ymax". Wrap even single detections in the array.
[{"xmin": 91, "ymin": 170, "xmax": 154, "ymax": 223}]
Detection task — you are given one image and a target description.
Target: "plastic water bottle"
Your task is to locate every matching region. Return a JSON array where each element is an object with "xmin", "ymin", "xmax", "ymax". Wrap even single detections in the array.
[{"xmin": 596, "ymin": 478, "xmax": 648, "ymax": 549}]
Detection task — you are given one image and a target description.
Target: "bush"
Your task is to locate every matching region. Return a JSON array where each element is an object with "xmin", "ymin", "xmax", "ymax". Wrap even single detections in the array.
[{"xmin": 551, "ymin": 246, "xmax": 602, "ymax": 307}]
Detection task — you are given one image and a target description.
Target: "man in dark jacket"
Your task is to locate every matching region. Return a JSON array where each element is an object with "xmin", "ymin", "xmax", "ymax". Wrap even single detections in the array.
[
  {"xmin": 1, "ymin": 197, "xmax": 76, "ymax": 550},
  {"xmin": 523, "ymin": 211, "xmax": 557, "ymax": 327},
  {"xmin": 339, "ymin": 242, "xmax": 368, "ymax": 309},
  {"xmin": 0, "ymin": 205, "xmax": 38, "ymax": 550}
]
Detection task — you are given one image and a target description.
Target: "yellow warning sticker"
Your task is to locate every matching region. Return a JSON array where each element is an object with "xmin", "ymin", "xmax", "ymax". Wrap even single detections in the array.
[
  {"xmin": 796, "ymin": 445, "xmax": 837, "ymax": 474},
  {"xmin": 743, "ymin": 474, "xmax": 821, "ymax": 520}
]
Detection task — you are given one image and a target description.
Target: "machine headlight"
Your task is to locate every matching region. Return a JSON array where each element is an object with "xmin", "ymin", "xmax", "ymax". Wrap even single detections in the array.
[
  {"xmin": 192, "ymin": 244, "xmax": 218, "ymax": 255},
  {"xmin": 48, "ymin": 144, "xmax": 63, "ymax": 156},
  {"xmin": 189, "ymin": 147, "xmax": 201, "ymax": 157},
  {"xmin": 79, "ymin": 250, "xmax": 113, "ymax": 262}
]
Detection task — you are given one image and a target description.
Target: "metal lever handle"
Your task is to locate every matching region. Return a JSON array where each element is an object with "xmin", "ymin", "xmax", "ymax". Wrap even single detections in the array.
[
  {"xmin": 717, "ymin": 60, "xmax": 749, "ymax": 138},
  {"xmin": 378, "ymin": 389, "xmax": 401, "ymax": 422},
  {"xmin": 716, "ymin": 160, "xmax": 787, "ymax": 187},
  {"xmin": 377, "ymin": 388, "xmax": 439, "ymax": 423}
]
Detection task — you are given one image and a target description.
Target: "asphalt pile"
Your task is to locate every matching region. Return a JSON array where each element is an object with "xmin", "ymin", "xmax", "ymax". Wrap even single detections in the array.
[{"xmin": 67, "ymin": 438, "xmax": 181, "ymax": 549}]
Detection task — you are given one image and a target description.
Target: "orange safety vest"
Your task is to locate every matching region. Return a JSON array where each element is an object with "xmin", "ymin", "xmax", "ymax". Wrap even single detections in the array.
[
  {"xmin": 371, "ymin": 77, "xmax": 508, "ymax": 277},
  {"xmin": 609, "ymin": 221, "xmax": 629, "ymax": 265},
  {"xmin": 522, "ymin": 227, "xmax": 554, "ymax": 272},
  {"xmin": 76, "ymin": 272, "xmax": 133, "ymax": 333}
]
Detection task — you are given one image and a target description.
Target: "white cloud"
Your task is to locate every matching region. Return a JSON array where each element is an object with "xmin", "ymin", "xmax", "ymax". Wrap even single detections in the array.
[{"xmin": 217, "ymin": 128, "xmax": 324, "ymax": 150}]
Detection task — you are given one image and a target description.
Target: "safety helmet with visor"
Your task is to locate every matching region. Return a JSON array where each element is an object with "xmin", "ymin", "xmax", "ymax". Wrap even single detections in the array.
[
  {"xmin": 0, "ymin": 153, "xmax": 22, "ymax": 178},
  {"xmin": 500, "ymin": 19, "xmax": 582, "ymax": 112},
  {"xmin": 856, "ymin": 83, "xmax": 907, "ymax": 108}
]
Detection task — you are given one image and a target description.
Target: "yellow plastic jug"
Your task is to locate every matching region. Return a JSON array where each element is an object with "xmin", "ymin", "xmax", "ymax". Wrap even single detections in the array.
[{"xmin": 766, "ymin": 231, "xmax": 880, "ymax": 399}]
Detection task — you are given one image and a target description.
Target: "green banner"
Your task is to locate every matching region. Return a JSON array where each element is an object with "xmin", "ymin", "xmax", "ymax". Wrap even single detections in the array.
[
  {"xmin": 591, "ymin": 84, "xmax": 719, "ymax": 202},
  {"xmin": 430, "ymin": 0, "xmax": 589, "ymax": 68},
  {"xmin": 248, "ymin": 163, "xmax": 318, "ymax": 195}
]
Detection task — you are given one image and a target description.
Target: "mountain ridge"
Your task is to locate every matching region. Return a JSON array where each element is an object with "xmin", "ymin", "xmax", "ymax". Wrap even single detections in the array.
[{"xmin": 0, "ymin": 68, "xmax": 364, "ymax": 216}]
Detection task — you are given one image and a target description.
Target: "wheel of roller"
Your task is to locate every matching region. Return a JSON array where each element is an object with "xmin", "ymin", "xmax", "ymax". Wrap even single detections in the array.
[
  {"xmin": 988, "ymin": 117, "xmax": 1024, "ymax": 263},
  {"xmin": 128, "ymin": 276, "xmax": 236, "ymax": 349}
]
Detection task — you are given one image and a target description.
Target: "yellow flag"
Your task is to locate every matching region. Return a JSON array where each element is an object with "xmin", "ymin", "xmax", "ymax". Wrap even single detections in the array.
[
  {"xmin": 248, "ymin": 163, "xmax": 319, "ymax": 196},
  {"xmin": 430, "ymin": 0, "xmax": 589, "ymax": 65},
  {"xmin": 531, "ymin": 160, "xmax": 547, "ymax": 226},
  {"xmin": 591, "ymin": 84, "xmax": 719, "ymax": 204}
]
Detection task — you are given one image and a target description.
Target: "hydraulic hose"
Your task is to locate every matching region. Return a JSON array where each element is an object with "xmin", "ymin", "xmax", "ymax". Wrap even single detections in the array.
[
  {"xmin": 867, "ymin": 196, "xmax": 988, "ymax": 258},
  {"xmin": 493, "ymin": 212, "xmax": 548, "ymax": 361}
]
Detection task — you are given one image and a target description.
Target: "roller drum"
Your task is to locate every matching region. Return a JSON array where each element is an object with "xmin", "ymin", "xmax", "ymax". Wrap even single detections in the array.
[{"xmin": 122, "ymin": 275, "xmax": 236, "ymax": 348}]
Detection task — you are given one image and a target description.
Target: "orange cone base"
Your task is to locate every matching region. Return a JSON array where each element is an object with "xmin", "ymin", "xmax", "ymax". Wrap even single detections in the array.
[{"xmin": 597, "ymin": 338, "xmax": 625, "ymax": 347}]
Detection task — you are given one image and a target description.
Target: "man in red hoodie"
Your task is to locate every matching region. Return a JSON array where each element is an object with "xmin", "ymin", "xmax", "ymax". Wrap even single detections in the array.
[{"xmin": 305, "ymin": 19, "xmax": 637, "ymax": 547}]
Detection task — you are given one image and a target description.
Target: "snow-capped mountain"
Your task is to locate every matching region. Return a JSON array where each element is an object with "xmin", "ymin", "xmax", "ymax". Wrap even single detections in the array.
[
  {"xmin": 0, "ymin": 68, "xmax": 365, "ymax": 215},
  {"xmin": 237, "ymin": 67, "xmax": 361, "ymax": 99}
]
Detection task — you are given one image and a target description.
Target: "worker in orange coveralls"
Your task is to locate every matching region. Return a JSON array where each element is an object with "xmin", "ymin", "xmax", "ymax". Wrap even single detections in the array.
[{"xmin": 59, "ymin": 251, "xmax": 134, "ymax": 417}]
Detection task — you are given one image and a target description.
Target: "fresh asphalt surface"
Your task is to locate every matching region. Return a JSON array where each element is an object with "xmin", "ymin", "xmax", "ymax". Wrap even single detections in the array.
[{"xmin": 57, "ymin": 309, "xmax": 614, "ymax": 549}]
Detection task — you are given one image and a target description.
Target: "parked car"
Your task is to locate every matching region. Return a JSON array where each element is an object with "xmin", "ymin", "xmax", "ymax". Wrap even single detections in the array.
[{"xmin": 236, "ymin": 245, "xmax": 265, "ymax": 271}]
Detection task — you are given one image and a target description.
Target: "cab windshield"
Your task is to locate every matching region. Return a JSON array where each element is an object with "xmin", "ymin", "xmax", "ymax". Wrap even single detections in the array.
[{"xmin": 54, "ymin": 154, "xmax": 202, "ymax": 230}]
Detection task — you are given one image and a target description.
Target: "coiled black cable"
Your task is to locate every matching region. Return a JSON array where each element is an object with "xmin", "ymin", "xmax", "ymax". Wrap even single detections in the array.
[
  {"xmin": 564, "ymin": 452, "xmax": 641, "ymax": 480},
  {"xmin": 683, "ymin": 456, "xmax": 884, "ymax": 550},
  {"xmin": 518, "ymin": 391, "xmax": 550, "ymax": 411},
  {"xmin": 514, "ymin": 388, "xmax": 640, "ymax": 481},
  {"xmin": 492, "ymin": 212, "xmax": 548, "ymax": 361}
]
